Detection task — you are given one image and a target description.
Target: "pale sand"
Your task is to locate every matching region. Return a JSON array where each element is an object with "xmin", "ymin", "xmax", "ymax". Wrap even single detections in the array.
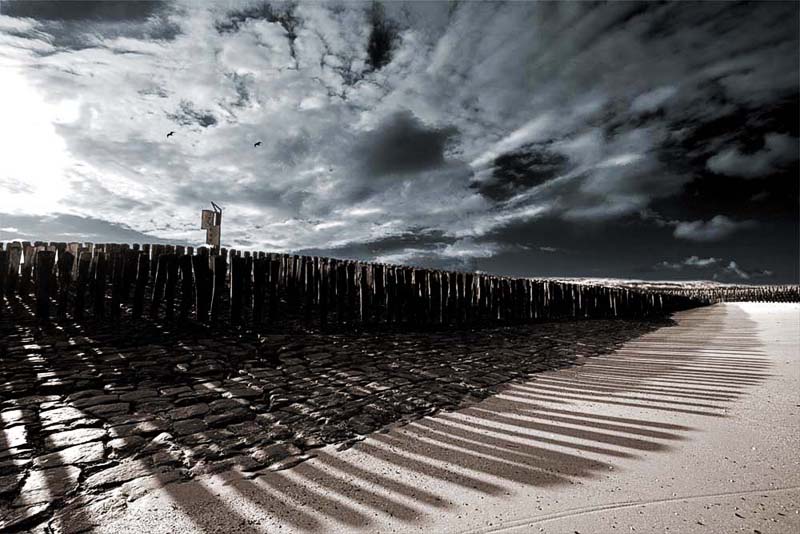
[{"xmin": 92, "ymin": 302, "xmax": 800, "ymax": 534}]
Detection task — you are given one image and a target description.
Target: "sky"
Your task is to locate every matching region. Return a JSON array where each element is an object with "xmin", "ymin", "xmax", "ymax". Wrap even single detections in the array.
[{"xmin": 0, "ymin": 0, "xmax": 797, "ymax": 284}]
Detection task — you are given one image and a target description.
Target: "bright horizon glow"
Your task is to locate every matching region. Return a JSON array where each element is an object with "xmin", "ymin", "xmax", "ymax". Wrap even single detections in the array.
[{"xmin": 0, "ymin": 66, "xmax": 74, "ymax": 214}]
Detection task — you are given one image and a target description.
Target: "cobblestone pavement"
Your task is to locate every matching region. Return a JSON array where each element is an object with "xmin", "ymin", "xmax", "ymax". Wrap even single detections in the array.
[{"xmin": 0, "ymin": 297, "xmax": 667, "ymax": 532}]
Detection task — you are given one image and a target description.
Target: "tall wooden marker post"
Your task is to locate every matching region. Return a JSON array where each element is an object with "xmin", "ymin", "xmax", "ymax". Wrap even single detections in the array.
[{"xmin": 201, "ymin": 202, "xmax": 223, "ymax": 253}]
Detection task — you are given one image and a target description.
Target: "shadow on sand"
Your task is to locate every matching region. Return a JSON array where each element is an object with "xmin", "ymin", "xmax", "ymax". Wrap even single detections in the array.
[{"xmin": 0, "ymin": 303, "xmax": 771, "ymax": 532}]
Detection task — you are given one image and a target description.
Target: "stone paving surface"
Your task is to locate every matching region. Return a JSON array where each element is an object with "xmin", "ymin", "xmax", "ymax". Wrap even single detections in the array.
[{"xmin": 0, "ymin": 298, "xmax": 666, "ymax": 532}]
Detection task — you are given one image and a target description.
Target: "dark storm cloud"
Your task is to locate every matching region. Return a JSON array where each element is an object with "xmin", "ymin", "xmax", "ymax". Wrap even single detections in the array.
[
  {"xmin": 356, "ymin": 110, "xmax": 457, "ymax": 178},
  {"xmin": 167, "ymin": 100, "xmax": 218, "ymax": 128},
  {"xmin": 0, "ymin": 0, "xmax": 180, "ymax": 52},
  {"xmin": 0, "ymin": 1, "xmax": 165, "ymax": 21},
  {"xmin": 365, "ymin": 2, "xmax": 398, "ymax": 71},
  {"xmin": 468, "ymin": 2, "xmax": 797, "ymax": 204},
  {"xmin": 473, "ymin": 144, "xmax": 569, "ymax": 202}
]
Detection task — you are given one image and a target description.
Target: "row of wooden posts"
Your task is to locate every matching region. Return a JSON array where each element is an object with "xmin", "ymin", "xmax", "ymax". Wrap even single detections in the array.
[
  {"xmin": 661, "ymin": 285, "xmax": 800, "ymax": 303},
  {"xmin": 0, "ymin": 240, "xmax": 770, "ymax": 330}
]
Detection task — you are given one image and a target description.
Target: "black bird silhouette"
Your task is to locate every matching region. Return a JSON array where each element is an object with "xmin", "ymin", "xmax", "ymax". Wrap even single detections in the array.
[
  {"xmin": 166, "ymin": 131, "xmax": 175, "ymax": 138},
  {"xmin": 254, "ymin": 141, "xmax": 262, "ymax": 147}
]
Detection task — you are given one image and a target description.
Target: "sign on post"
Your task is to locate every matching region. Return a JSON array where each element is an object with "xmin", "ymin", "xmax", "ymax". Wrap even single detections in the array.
[
  {"xmin": 201, "ymin": 202, "xmax": 223, "ymax": 250},
  {"xmin": 201, "ymin": 210, "xmax": 215, "ymax": 229}
]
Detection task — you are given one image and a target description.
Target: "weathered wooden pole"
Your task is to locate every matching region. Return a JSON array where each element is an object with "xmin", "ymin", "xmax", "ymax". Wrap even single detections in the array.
[
  {"xmin": 192, "ymin": 248, "xmax": 211, "ymax": 323},
  {"xmin": 56, "ymin": 250, "xmax": 74, "ymax": 321},
  {"xmin": 132, "ymin": 252, "xmax": 149, "ymax": 320},
  {"xmin": 110, "ymin": 251, "xmax": 124, "ymax": 320},
  {"xmin": 303, "ymin": 256, "xmax": 313, "ymax": 324},
  {"xmin": 122, "ymin": 246, "xmax": 138, "ymax": 302},
  {"xmin": 73, "ymin": 252, "xmax": 91, "ymax": 320},
  {"xmin": 252, "ymin": 256, "xmax": 267, "ymax": 326},
  {"xmin": 0, "ymin": 250, "xmax": 7, "ymax": 316},
  {"xmin": 210, "ymin": 254, "xmax": 227, "ymax": 322},
  {"xmin": 319, "ymin": 258, "xmax": 329, "ymax": 329},
  {"xmin": 178, "ymin": 253, "xmax": 193, "ymax": 321},
  {"xmin": 243, "ymin": 254, "xmax": 253, "ymax": 323},
  {"xmin": 150, "ymin": 253, "xmax": 168, "ymax": 318},
  {"xmin": 35, "ymin": 251, "xmax": 55, "ymax": 321},
  {"xmin": 92, "ymin": 252, "xmax": 107, "ymax": 319},
  {"xmin": 230, "ymin": 254, "xmax": 244, "ymax": 325},
  {"xmin": 164, "ymin": 254, "xmax": 178, "ymax": 321},
  {"xmin": 5, "ymin": 243, "xmax": 21, "ymax": 297},
  {"xmin": 18, "ymin": 243, "xmax": 34, "ymax": 297}
]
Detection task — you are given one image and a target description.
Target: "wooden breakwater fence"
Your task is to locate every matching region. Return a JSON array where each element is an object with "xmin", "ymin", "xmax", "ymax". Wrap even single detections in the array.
[
  {"xmin": 660, "ymin": 285, "xmax": 800, "ymax": 303},
  {"xmin": 0, "ymin": 240, "xmax": 788, "ymax": 330}
]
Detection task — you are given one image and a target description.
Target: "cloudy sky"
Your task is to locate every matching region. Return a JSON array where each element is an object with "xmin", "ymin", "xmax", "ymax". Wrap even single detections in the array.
[{"xmin": 0, "ymin": 1, "xmax": 797, "ymax": 283}]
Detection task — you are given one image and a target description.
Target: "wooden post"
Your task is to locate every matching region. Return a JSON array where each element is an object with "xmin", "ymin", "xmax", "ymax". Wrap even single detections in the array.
[
  {"xmin": 383, "ymin": 265, "xmax": 391, "ymax": 324},
  {"xmin": 18, "ymin": 243, "xmax": 34, "ymax": 297},
  {"xmin": 346, "ymin": 261, "xmax": 356, "ymax": 324},
  {"xmin": 74, "ymin": 252, "xmax": 91, "ymax": 320},
  {"xmin": 448, "ymin": 272, "xmax": 457, "ymax": 324},
  {"xmin": 243, "ymin": 254, "xmax": 253, "ymax": 324},
  {"xmin": 150, "ymin": 253, "xmax": 168, "ymax": 318},
  {"xmin": 150, "ymin": 244, "xmax": 162, "ymax": 279},
  {"xmin": 465, "ymin": 273, "xmax": 474, "ymax": 324},
  {"xmin": 304, "ymin": 256, "xmax": 313, "ymax": 324},
  {"xmin": 431, "ymin": 271, "xmax": 441, "ymax": 325},
  {"xmin": 336, "ymin": 260, "xmax": 346, "ymax": 323},
  {"xmin": 110, "ymin": 252, "xmax": 124, "ymax": 320},
  {"xmin": 132, "ymin": 252, "xmax": 149, "ymax": 320},
  {"xmin": 268, "ymin": 254, "xmax": 279, "ymax": 324},
  {"xmin": 192, "ymin": 249, "xmax": 211, "ymax": 322},
  {"xmin": 56, "ymin": 250, "xmax": 74, "ymax": 321},
  {"xmin": 230, "ymin": 254, "xmax": 244, "ymax": 325},
  {"xmin": 360, "ymin": 264, "xmax": 369, "ymax": 324},
  {"xmin": 210, "ymin": 254, "xmax": 226, "ymax": 322},
  {"xmin": 164, "ymin": 254, "xmax": 178, "ymax": 321},
  {"xmin": 319, "ymin": 258, "xmax": 329, "ymax": 329},
  {"xmin": 389, "ymin": 267, "xmax": 398, "ymax": 324},
  {"xmin": 5, "ymin": 243, "xmax": 21, "ymax": 297},
  {"xmin": 122, "ymin": 247, "xmax": 137, "ymax": 302},
  {"xmin": 179, "ymin": 253, "xmax": 193, "ymax": 321},
  {"xmin": 0, "ymin": 250, "xmax": 7, "ymax": 316},
  {"xmin": 92, "ymin": 252, "xmax": 107, "ymax": 319},
  {"xmin": 373, "ymin": 264, "xmax": 383, "ymax": 324},
  {"xmin": 252, "ymin": 256, "xmax": 267, "ymax": 326},
  {"xmin": 35, "ymin": 251, "xmax": 55, "ymax": 321}
]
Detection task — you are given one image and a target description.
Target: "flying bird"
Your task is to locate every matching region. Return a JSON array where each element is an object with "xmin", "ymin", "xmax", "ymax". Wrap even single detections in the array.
[
  {"xmin": 166, "ymin": 131, "xmax": 175, "ymax": 138},
  {"xmin": 254, "ymin": 141, "xmax": 262, "ymax": 147}
]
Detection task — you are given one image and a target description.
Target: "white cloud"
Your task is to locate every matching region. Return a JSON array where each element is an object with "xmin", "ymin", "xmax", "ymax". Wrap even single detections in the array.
[
  {"xmin": 631, "ymin": 86, "xmax": 677, "ymax": 113},
  {"xmin": 724, "ymin": 261, "xmax": 750, "ymax": 279},
  {"xmin": 684, "ymin": 256, "xmax": 720, "ymax": 267},
  {"xmin": 719, "ymin": 261, "xmax": 773, "ymax": 281},
  {"xmin": 673, "ymin": 215, "xmax": 754, "ymax": 242},
  {"xmin": 707, "ymin": 133, "xmax": 798, "ymax": 178},
  {"xmin": 469, "ymin": 115, "xmax": 554, "ymax": 169},
  {"xmin": 655, "ymin": 255, "xmax": 720, "ymax": 271}
]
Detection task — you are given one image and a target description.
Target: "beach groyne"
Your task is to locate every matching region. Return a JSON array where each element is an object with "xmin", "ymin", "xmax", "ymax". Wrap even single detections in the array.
[{"xmin": 1, "ymin": 240, "xmax": 791, "ymax": 330}]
